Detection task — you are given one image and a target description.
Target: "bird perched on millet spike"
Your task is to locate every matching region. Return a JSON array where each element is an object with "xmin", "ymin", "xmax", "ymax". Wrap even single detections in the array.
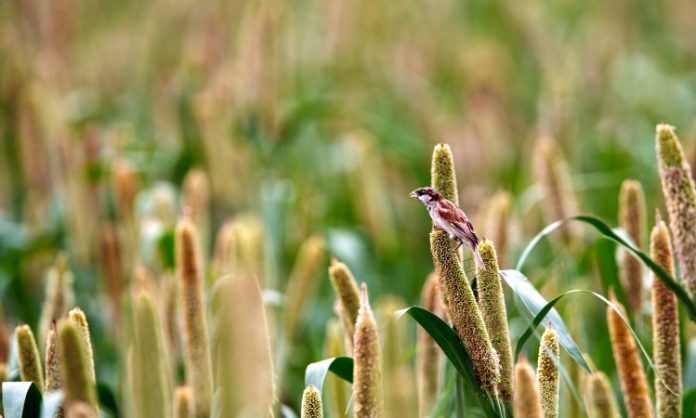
[{"xmin": 410, "ymin": 186, "xmax": 484, "ymax": 267}]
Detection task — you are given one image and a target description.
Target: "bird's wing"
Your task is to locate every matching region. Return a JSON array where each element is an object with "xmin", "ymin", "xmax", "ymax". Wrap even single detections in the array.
[
  {"xmin": 436, "ymin": 199, "xmax": 469, "ymax": 224},
  {"xmin": 436, "ymin": 200, "xmax": 480, "ymax": 244}
]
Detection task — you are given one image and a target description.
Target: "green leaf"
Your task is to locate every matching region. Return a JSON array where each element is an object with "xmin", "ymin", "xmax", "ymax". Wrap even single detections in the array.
[
  {"xmin": 40, "ymin": 392, "xmax": 64, "ymax": 418},
  {"xmin": 500, "ymin": 269, "xmax": 590, "ymax": 373},
  {"xmin": 396, "ymin": 306, "xmax": 502, "ymax": 417},
  {"xmin": 684, "ymin": 386, "xmax": 696, "ymax": 418},
  {"xmin": 2, "ymin": 382, "xmax": 42, "ymax": 418},
  {"xmin": 594, "ymin": 238, "xmax": 631, "ymax": 317},
  {"xmin": 516, "ymin": 215, "xmax": 696, "ymax": 321},
  {"xmin": 304, "ymin": 356, "xmax": 353, "ymax": 394},
  {"xmin": 513, "ymin": 288, "xmax": 678, "ymax": 396},
  {"xmin": 97, "ymin": 382, "xmax": 120, "ymax": 417}
]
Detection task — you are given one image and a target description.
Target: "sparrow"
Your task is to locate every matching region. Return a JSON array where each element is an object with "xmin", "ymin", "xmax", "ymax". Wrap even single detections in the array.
[{"xmin": 410, "ymin": 186, "xmax": 484, "ymax": 267}]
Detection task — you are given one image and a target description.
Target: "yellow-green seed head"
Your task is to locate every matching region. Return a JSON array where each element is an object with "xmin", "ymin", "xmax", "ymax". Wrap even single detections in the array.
[
  {"xmin": 655, "ymin": 123, "xmax": 696, "ymax": 303},
  {"xmin": 377, "ymin": 296, "xmax": 417, "ymax": 418},
  {"xmin": 513, "ymin": 355, "xmax": 543, "ymax": 418},
  {"xmin": 324, "ymin": 319, "xmax": 349, "ymax": 418},
  {"xmin": 431, "ymin": 143, "xmax": 459, "ymax": 203},
  {"xmin": 39, "ymin": 254, "xmax": 74, "ymax": 348},
  {"xmin": 174, "ymin": 386, "xmax": 193, "ymax": 418},
  {"xmin": 586, "ymin": 372, "xmax": 620, "ymax": 418},
  {"xmin": 430, "ymin": 229, "xmax": 500, "ymax": 390},
  {"xmin": 533, "ymin": 136, "xmax": 579, "ymax": 245},
  {"xmin": 45, "ymin": 322, "xmax": 62, "ymax": 393},
  {"xmin": 132, "ymin": 290, "xmax": 171, "ymax": 418},
  {"xmin": 58, "ymin": 319, "xmax": 98, "ymax": 414},
  {"xmin": 618, "ymin": 180, "xmax": 646, "ymax": 313},
  {"xmin": 328, "ymin": 258, "xmax": 361, "ymax": 352},
  {"xmin": 301, "ymin": 384, "xmax": 324, "ymax": 418},
  {"xmin": 607, "ymin": 293, "xmax": 652, "ymax": 418},
  {"xmin": 476, "ymin": 240, "xmax": 513, "ymax": 401},
  {"xmin": 67, "ymin": 308, "xmax": 95, "ymax": 382},
  {"xmin": 284, "ymin": 235, "xmax": 326, "ymax": 338},
  {"xmin": 212, "ymin": 275, "xmax": 276, "ymax": 417},
  {"xmin": 353, "ymin": 283, "xmax": 384, "ymax": 418},
  {"xmin": 481, "ymin": 191, "xmax": 512, "ymax": 266},
  {"xmin": 15, "ymin": 324, "xmax": 44, "ymax": 392},
  {"xmin": 417, "ymin": 273, "xmax": 444, "ymax": 417},
  {"xmin": 176, "ymin": 218, "xmax": 213, "ymax": 418},
  {"xmin": 650, "ymin": 218, "xmax": 681, "ymax": 418},
  {"xmin": 211, "ymin": 215, "xmax": 265, "ymax": 281},
  {"xmin": 537, "ymin": 324, "xmax": 560, "ymax": 418},
  {"xmin": 0, "ymin": 362, "xmax": 7, "ymax": 382}
]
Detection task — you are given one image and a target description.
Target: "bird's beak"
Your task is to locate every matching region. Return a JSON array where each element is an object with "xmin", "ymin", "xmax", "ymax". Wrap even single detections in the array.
[{"xmin": 409, "ymin": 191, "xmax": 418, "ymax": 198}]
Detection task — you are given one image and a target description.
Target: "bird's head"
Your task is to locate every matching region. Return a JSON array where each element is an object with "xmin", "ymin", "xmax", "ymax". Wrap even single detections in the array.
[{"xmin": 409, "ymin": 187, "xmax": 442, "ymax": 205}]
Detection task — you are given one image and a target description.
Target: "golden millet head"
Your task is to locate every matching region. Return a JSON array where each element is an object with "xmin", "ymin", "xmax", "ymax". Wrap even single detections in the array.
[
  {"xmin": 301, "ymin": 384, "xmax": 324, "ymax": 418},
  {"xmin": 537, "ymin": 323, "xmax": 560, "ymax": 418}
]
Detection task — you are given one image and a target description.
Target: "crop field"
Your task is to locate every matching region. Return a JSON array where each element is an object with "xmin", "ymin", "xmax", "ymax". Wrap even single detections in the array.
[{"xmin": 1, "ymin": 0, "xmax": 696, "ymax": 417}]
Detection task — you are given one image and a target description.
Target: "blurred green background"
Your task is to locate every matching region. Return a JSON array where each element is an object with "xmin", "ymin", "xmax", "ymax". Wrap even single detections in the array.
[{"xmin": 1, "ymin": 0, "xmax": 696, "ymax": 415}]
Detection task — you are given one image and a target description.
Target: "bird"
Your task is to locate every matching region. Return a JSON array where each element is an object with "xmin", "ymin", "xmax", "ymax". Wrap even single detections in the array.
[{"xmin": 410, "ymin": 186, "xmax": 484, "ymax": 268}]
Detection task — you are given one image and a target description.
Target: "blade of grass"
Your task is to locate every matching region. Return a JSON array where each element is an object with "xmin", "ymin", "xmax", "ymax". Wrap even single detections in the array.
[
  {"xmin": 500, "ymin": 270, "xmax": 590, "ymax": 373},
  {"xmin": 514, "ymin": 288, "xmax": 679, "ymax": 397},
  {"xmin": 2, "ymin": 382, "xmax": 41, "ymax": 418},
  {"xmin": 304, "ymin": 356, "xmax": 353, "ymax": 393},
  {"xmin": 516, "ymin": 215, "xmax": 696, "ymax": 321}
]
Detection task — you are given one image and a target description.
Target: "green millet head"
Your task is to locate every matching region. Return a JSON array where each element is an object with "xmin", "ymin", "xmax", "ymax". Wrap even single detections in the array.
[
  {"xmin": 476, "ymin": 239, "xmax": 513, "ymax": 401},
  {"xmin": 15, "ymin": 324, "xmax": 44, "ymax": 392},
  {"xmin": 57, "ymin": 319, "xmax": 98, "ymax": 414},
  {"xmin": 132, "ymin": 290, "xmax": 171, "ymax": 418},
  {"xmin": 586, "ymin": 372, "xmax": 620, "ymax": 418},
  {"xmin": 607, "ymin": 292, "xmax": 652, "ymax": 418},
  {"xmin": 618, "ymin": 179, "xmax": 646, "ymax": 313},
  {"xmin": 328, "ymin": 258, "xmax": 361, "ymax": 352},
  {"xmin": 284, "ymin": 235, "xmax": 326, "ymax": 338},
  {"xmin": 353, "ymin": 283, "xmax": 384, "ymax": 418},
  {"xmin": 68, "ymin": 308, "xmax": 95, "ymax": 382},
  {"xmin": 537, "ymin": 323, "xmax": 560, "ymax": 418},
  {"xmin": 513, "ymin": 354, "xmax": 543, "ymax": 418},
  {"xmin": 301, "ymin": 384, "xmax": 324, "ymax": 418},
  {"xmin": 656, "ymin": 124, "xmax": 685, "ymax": 168},
  {"xmin": 431, "ymin": 143, "xmax": 459, "ymax": 204},
  {"xmin": 650, "ymin": 216, "xmax": 682, "ymax": 418},
  {"xmin": 430, "ymin": 229, "xmax": 500, "ymax": 391}
]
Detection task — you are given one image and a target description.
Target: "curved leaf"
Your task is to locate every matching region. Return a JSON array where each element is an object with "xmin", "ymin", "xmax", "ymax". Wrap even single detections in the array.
[
  {"xmin": 2, "ymin": 382, "xmax": 42, "ymax": 418},
  {"xmin": 514, "ymin": 288, "xmax": 678, "ymax": 396},
  {"xmin": 500, "ymin": 270, "xmax": 590, "ymax": 373},
  {"xmin": 517, "ymin": 215, "xmax": 696, "ymax": 321},
  {"xmin": 683, "ymin": 386, "xmax": 696, "ymax": 418},
  {"xmin": 96, "ymin": 382, "xmax": 119, "ymax": 417},
  {"xmin": 40, "ymin": 392, "xmax": 64, "ymax": 418},
  {"xmin": 304, "ymin": 356, "xmax": 353, "ymax": 393},
  {"xmin": 396, "ymin": 306, "xmax": 502, "ymax": 417}
]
